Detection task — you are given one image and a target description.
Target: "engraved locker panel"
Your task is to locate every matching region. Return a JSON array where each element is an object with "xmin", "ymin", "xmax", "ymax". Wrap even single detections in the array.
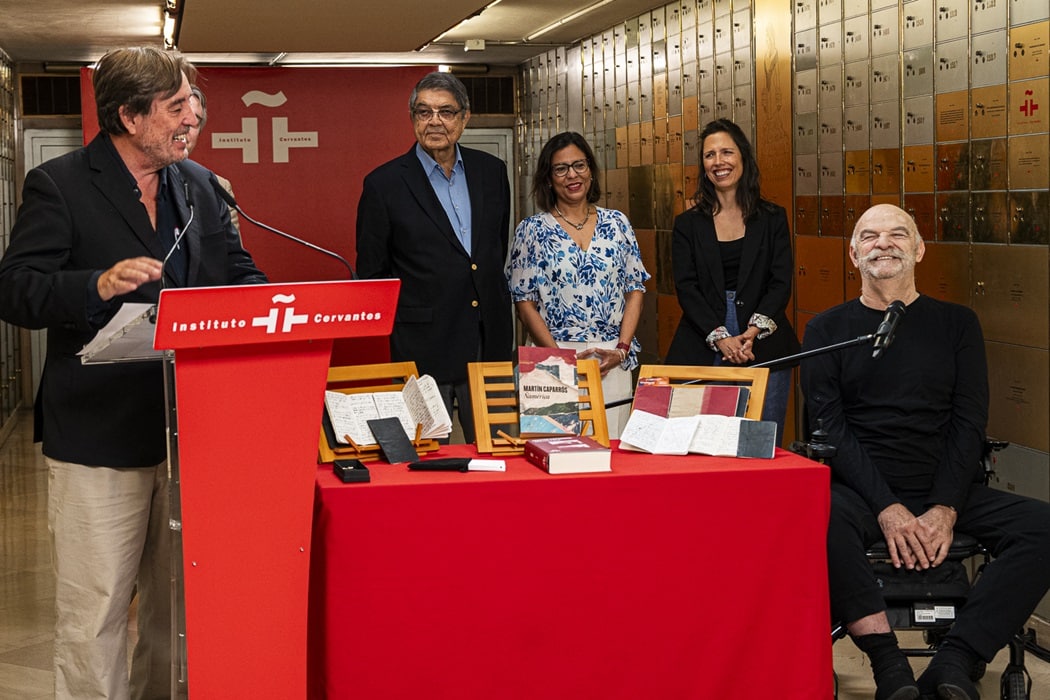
[
  {"xmin": 625, "ymin": 18, "xmax": 639, "ymax": 50},
  {"xmin": 615, "ymin": 85, "xmax": 628, "ymax": 128},
  {"xmin": 873, "ymin": 99, "xmax": 903, "ymax": 149},
  {"xmin": 795, "ymin": 0, "xmax": 817, "ymax": 31},
  {"xmin": 795, "ymin": 235, "xmax": 846, "ymax": 313},
  {"xmin": 904, "ymin": 193, "xmax": 938, "ymax": 240},
  {"xmin": 971, "ymin": 84, "xmax": 1009, "ymax": 138},
  {"xmin": 668, "ymin": 162, "xmax": 687, "ymax": 217},
  {"xmin": 797, "ymin": 68, "xmax": 819, "ymax": 114},
  {"xmin": 653, "ymin": 118, "xmax": 668, "ymax": 164},
  {"xmin": 937, "ymin": 141, "xmax": 970, "ymax": 191},
  {"xmin": 681, "ymin": 0, "xmax": 697, "ymax": 30},
  {"xmin": 796, "ymin": 195, "xmax": 820, "ymax": 236},
  {"xmin": 684, "ymin": 164, "xmax": 701, "ymax": 204},
  {"xmin": 971, "ymin": 138, "xmax": 1009, "ymax": 191},
  {"xmin": 638, "ymin": 12, "xmax": 652, "ymax": 48},
  {"xmin": 628, "ymin": 123, "xmax": 642, "ymax": 165},
  {"xmin": 986, "ymin": 344, "xmax": 1050, "ymax": 454},
  {"xmin": 903, "ymin": 46, "xmax": 935, "ymax": 98},
  {"xmin": 658, "ymin": 293, "xmax": 685, "ymax": 358},
  {"xmin": 972, "ymin": 0, "xmax": 1008, "ymax": 35},
  {"xmin": 715, "ymin": 87, "xmax": 733, "ymax": 121},
  {"xmin": 987, "ymin": 447, "xmax": 1050, "ymax": 513},
  {"xmin": 796, "ymin": 153, "xmax": 820, "ymax": 195},
  {"xmin": 1008, "ymin": 134, "xmax": 1050, "ymax": 190},
  {"xmin": 655, "ymin": 74, "xmax": 670, "ymax": 119},
  {"xmin": 845, "ymin": 151, "xmax": 872, "ymax": 193},
  {"xmin": 606, "ymin": 167, "xmax": 630, "ymax": 214},
  {"xmin": 870, "ymin": 7, "xmax": 900, "ymax": 57},
  {"xmin": 733, "ymin": 87, "xmax": 753, "ymax": 136},
  {"xmin": 654, "ymin": 164, "xmax": 675, "ymax": 230},
  {"xmin": 1008, "ymin": 78, "xmax": 1050, "ymax": 134},
  {"xmin": 819, "ymin": 22, "xmax": 843, "ymax": 68},
  {"xmin": 733, "ymin": 8, "xmax": 752, "ymax": 48},
  {"xmin": 972, "ymin": 30, "xmax": 1008, "ymax": 88},
  {"xmin": 640, "ymin": 121, "xmax": 655, "ymax": 166},
  {"xmin": 567, "ymin": 47, "xmax": 583, "ymax": 128},
  {"xmin": 935, "ymin": 90, "xmax": 969, "ymax": 142},
  {"xmin": 819, "ymin": 194, "xmax": 846, "ymax": 236},
  {"xmin": 903, "ymin": 0, "xmax": 935, "ymax": 49},
  {"xmin": 604, "ymin": 128, "xmax": 617, "ymax": 170},
  {"xmin": 667, "ymin": 69, "xmax": 684, "ymax": 115},
  {"xmin": 937, "ymin": 191, "xmax": 970, "ymax": 241},
  {"xmin": 971, "ymin": 191, "xmax": 1010, "ymax": 243},
  {"xmin": 714, "ymin": 51, "xmax": 732, "ymax": 91},
  {"xmin": 914, "ymin": 241, "xmax": 970, "ymax": 306},
  {"xmin": 844, "ymin": 0, "xmax": 869, "ymax": 18},
  {"xmin": 818, "ymin": 107, "xmax": 843, "ymax": 153},
  {"xmin": 616, "ymin": 126, "xmax": 629, "ymax": 168},
  {"xmin": 651, "ymin": 7, "xmax": 666, "ymax": 44},
  {"xmin": 936, "ymin": 0, "xmax": 968, "ymax": 40},
  {"xmin": 844, "ymin": 15, "xmax": 870, "ymax": 63},
  {"xmin": 667, "ymin": 32, "xmax": 683, "ymax": 75},
  {"xmin": 714, "ymin": 0, "xmax": 733, "ymax": 17},
  {"xmin": 733, "ymin": 49, "xmax": 752, "ymax": 88},
  {"xmin": 629, "ymin": 166, "xmax": 655, "ymax": 229},
  {"xmin": 683, "ymin": 95, "xmax": 699, "ymax": 132},
  {"xmin": 820, "ymin": 153, "xmax": 844, "ymax": 194},
  {"xmin": 714, "ymin": 13, "xmax": 733, "ymax": 53},
  {"xmin": 1010, "ymin": 21, "xmax": 1050, "ymax": 79},
  {"xmin": 1010, "ymin": 0, "xmax": 1049, "ymax": 26},
  {"xmin": 903, "ymin": 96, "xmax": 935, "ymax": 146},
  {"xmin": 844, "ymin": 244, "xmax": 863, "ymax": 301},
  {"xmin": 698, "ymin": 20, "xmax": 715, "ymax": 60},
  {"xmin": 684, "ymin": 128, "xmax": 700, "ymax": 165},
  {"xmin": 1010, "ymin": 190, "xmax": 1050, "ymax": 245},
  {"xmin": 844, "ymin": 105, "xmax": 869, "ymax": 151},
  {"xmin": 974, "ymin": 246, "xmax": 1050, "ymax": 347},
  {"xmin": 819, "ymin": 0, "xmax": 843, "ymax": 24},
  {"xmin": 698, "ymin": 56, "xmax": 715, "ymax": 96},
  {"xmin": 796, "ymin": 111, "xmax": 819, "ymax": 154},
  {"xmin": 796, "ymin": 28, "xmax": 818, "ymax": 71},
  {"xmin": 870, "ymin": 54, "xmax": 900, "ymax": 103},
  {"xmin": 698, "ymin": 0, "xmax": 713, "ymax": 21},
  {"xmin": 872, "ymin": 148, "xmax": 902, "ymax": 193},
  {"xmin": 843, "ymin": 194, "xmax": 871, "ymax": 236},
  {"xmin": 844, "ymin": 62, "xmax": 868, "ymax": 106},
  {"xmin": 820, "ymin": 70, "xmax": 842, "ymax": 106},
  {"xmin": 904, "ymin": 144, "xmax": 936, "ymax": 191},
  {"xmin": 935, "ymin": 39, "xmax": 970, "ymax": 93},
  {"xmin": 668, "ymin": 116, "xmax": 684, "ymax": 163}
]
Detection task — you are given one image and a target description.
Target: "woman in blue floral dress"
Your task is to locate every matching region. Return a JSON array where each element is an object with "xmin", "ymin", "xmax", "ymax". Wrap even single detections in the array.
[{"xmin": 507, "ymin": 132, "xmax": 650, "ymax": 437}]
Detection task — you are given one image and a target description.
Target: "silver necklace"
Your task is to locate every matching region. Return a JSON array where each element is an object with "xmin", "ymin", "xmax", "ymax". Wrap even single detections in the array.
[{"xmin": 554, "ymin": 204, "xmax": 590, "ymax": 231}]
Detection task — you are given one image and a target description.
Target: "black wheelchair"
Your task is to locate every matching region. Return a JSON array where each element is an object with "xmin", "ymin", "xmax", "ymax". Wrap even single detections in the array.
[{"xmin": 792, "ymin": 427, "xmax": 1033, "ymax": 700}]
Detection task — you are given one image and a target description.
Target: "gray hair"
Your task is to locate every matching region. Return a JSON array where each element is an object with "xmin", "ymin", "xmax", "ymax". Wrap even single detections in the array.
[{"xmin": 409, "ymin": 71, "xmax": 470, "ymax": 113}]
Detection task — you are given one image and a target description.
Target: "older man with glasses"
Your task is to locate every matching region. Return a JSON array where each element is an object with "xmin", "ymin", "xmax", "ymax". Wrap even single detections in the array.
[{"xmin": 355, "ymin": 71, "xmax": 513, "ymax": 443}]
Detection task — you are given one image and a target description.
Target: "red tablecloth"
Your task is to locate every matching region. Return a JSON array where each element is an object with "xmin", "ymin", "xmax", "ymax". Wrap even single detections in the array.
[{"xmin": 308, "ymin": 444, "xmax": 832, "ymax": 699}]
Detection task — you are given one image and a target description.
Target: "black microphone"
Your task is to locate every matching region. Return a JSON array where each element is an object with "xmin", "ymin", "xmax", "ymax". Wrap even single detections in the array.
[
  {"xmin": 209, "ymin": 178, "xmax": 356, "ymax": 279},
  {"xmin": 160, "ymin": 169, "xmax": 195, "ymax": 291},
  {"xmin": 871, "ymin": 300, "xmax": 906, "ymax": 359}
]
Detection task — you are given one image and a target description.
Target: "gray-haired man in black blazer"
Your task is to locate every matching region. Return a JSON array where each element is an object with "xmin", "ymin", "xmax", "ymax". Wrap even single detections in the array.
[{"xmin": 356, "ymin": 71, "xmax": 513, "ymax": 443}]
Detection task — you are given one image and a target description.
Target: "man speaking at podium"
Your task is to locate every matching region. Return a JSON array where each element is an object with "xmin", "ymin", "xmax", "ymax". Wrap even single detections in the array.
[
  {"xmin": 356, "ymin": 71, "xmax": 513, "ymax": 443},
  {"xmin": 802, "ymin": 204, "xmax": 1050, "ymax": 700},
  {"xmin": 0, "ymin": 47, "xmax": 266, "ymax": 699}
]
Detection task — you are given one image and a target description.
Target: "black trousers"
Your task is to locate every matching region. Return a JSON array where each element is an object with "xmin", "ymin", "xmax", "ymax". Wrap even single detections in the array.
[{"xmin": 828, "ymin": 481, "xmax": 1050, "ymax": 661}]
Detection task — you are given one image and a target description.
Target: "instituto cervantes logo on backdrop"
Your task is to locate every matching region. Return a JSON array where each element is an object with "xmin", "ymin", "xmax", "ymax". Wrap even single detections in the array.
[{"xmin": 209, "ymin": 90, "xmax": 319, "ymax": 163}]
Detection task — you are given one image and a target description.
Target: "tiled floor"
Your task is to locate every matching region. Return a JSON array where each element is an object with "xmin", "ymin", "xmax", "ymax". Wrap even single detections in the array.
[{"xmin": 2, "ymin": 408, "xmax": 1048, "ymax": 699}]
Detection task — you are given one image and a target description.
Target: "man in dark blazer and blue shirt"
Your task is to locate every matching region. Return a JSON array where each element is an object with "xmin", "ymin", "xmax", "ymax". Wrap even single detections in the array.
[
  {"xmin": 0, "ymin": 47, "xmax": 266, "ymax": 699},
  {"xmin": 356, "ymin": 71, "xmax": 513, "ymax": 443}
]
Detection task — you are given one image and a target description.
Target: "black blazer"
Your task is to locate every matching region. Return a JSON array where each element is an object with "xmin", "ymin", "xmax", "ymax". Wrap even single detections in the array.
[
  {"xmin": 355, "ymin": 145, "xmax": 513, "ymax": 384},
  {"xmin": 0, "ymin": 134, "xmax": 267, "ymax": 467},
  {"xmin": 666, "ymin": 202, "xmax": 801, "ymax": 367}
]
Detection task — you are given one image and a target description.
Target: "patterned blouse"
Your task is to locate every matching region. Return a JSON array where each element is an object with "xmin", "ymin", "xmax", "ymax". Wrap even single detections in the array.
[{"xmin": 506, "ymin": 207, "xmax": 650, "ymax": 369}]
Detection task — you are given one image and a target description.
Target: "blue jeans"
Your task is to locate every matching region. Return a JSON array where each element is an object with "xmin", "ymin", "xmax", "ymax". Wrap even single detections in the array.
[{"xmin": 719, "ymin": 290, "xmax": 792, "ymax": 445}]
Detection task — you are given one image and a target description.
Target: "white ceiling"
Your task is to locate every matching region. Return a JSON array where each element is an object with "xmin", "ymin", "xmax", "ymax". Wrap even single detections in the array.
[{"xmin": 0, "ymin": 0, "xmax": 671, "ymax": 67}]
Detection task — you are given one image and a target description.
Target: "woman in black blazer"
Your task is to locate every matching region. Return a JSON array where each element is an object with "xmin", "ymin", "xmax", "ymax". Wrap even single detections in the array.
[{"xmin": 666, "ymin": 119, "xmax": 800, "ymax": 442}]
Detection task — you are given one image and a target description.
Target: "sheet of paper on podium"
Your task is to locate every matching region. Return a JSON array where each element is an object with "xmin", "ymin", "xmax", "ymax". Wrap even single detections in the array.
[{"xmin": 78, "ymin": 303, "xmax": 163, "ymax": 364}]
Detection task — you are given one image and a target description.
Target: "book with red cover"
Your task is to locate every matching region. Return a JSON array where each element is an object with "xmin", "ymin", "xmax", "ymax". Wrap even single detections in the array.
[
  {"xmin": 631, "ymin": 383, "xmax": 750, "ymax": 418},
  {"xmin": 523, "ymin": 435, "xmax": 611, "ymax": 474}
]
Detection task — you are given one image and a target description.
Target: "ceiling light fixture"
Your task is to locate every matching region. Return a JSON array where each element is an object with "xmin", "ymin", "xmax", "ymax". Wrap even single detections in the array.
[
  {"xmin": 162, "ymin": 0, "xmax": 181, "ymax": 50},
  {"xmin": 525, "ymin": 0, "xmax": 615, "ymax": 41}
]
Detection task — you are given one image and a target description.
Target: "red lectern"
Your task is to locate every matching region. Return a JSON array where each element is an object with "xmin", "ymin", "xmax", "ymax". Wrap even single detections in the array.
[{"xmin": 153, "ymin": 279, "xmax": 399, "ymax": 699}]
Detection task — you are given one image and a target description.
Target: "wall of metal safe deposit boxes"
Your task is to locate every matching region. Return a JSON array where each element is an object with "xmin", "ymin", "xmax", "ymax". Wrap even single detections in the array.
[{"xmin": 516, "ymin": 0, "xmax": 1050, "ymax": 503}]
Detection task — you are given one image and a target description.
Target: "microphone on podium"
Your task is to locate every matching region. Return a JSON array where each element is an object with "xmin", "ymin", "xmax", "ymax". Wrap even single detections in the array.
[
  {"xmin": 209, "ymin": 177, "xmax": 356, "ymax": 280},
  {"xmin": 871, "ymin": 300, "xmax": 906, "ymax": 359}
]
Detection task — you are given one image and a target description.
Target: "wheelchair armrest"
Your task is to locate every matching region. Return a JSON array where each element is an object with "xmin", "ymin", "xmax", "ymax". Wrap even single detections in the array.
[{"xmin": 866, "ymin": 532, "xmax": 982, "ymax": 561}]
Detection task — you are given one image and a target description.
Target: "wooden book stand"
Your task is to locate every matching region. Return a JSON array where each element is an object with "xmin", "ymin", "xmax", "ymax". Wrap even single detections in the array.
[{"xmin": 467, "ymin": 358, "xmax": 609, "ymax": 455}]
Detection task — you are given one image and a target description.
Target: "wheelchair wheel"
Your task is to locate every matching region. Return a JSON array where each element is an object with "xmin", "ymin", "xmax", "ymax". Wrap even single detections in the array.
[{"xmin": 999, "ymin": 665, "xmax": 1029, "ymax": 700}]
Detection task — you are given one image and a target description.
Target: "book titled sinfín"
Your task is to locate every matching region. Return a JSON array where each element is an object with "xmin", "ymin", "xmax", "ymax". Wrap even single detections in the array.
[
  {"xmin": 517, "ymin": 346, "xmax": 581, "ymax": 437},
  {"xmin": 524, "ymin": 436, "xmax": 611, "ymax": 474}
]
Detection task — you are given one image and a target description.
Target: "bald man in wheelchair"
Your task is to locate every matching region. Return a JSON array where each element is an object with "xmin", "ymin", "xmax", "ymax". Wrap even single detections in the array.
[{"xmin": 801, "ymin": 204, "xmax": 1050, "ymax": 700}]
